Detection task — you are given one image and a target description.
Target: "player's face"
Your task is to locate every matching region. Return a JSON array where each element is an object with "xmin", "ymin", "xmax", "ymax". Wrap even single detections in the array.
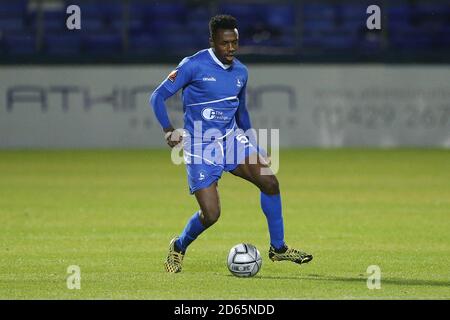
[{"xmin": 210, "ymin": 28, "xmax": 239, "ymax": 65}]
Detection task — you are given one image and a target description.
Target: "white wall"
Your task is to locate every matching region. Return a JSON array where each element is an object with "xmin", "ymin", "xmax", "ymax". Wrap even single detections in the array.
[{"xmin": 1, "ymin": 64, "xmax": 449, "ymax": 148}]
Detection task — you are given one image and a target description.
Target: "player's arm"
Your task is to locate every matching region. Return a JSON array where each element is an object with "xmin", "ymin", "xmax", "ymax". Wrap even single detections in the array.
[
  {"xmin": 235, "ymin": 80, "xmax": 252, "ymax": 131},
  {"xmin": 150, "ymin": 86, "xmax": 180, "ymax": 148},
  {"xmin": 149, "ymin": 58, "xmax": 193, "ymax": 148},
  {"xmin": 235, "ymin": 79, "xmax": 258, "ymax": 143},
  {"xmin": 235, "ymin": 78, "xmax": 268, "ymax": 159}
]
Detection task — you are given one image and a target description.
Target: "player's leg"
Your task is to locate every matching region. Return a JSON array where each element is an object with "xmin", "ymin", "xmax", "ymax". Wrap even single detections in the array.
[
  {"xmin": 175, "ymin": 181, "xmax": 220, "ymax": 251},
  {"xmin": 164, "ymin": 182, "xmax": 221, "ymax": 273},
  {"xmin": 230, "ymin": 154, "xmax": 313, "ymax": 265},
  {"xmin": 230, "ymin": 155, "xmax": 284, "ymax": 247},
  {"xmin": 195, "ymin": 181, "xmax": 221, "ymax": 228}
]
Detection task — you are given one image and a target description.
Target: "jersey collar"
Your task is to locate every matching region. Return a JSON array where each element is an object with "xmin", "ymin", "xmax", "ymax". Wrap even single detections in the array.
[{"xmin": 208, "ymin": 48, "xmax": 232, "ymax": 70}]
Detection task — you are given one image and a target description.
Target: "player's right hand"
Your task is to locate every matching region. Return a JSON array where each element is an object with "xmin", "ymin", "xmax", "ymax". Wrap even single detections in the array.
[{"xmin": 164, "ymin": 129, "xmax": 183, "ymax": 148}]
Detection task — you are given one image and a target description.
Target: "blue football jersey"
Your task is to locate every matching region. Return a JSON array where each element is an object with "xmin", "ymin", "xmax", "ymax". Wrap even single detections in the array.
[{"xmin": 161, "ymin": 48, "xmax": 248, "ymax": 139}]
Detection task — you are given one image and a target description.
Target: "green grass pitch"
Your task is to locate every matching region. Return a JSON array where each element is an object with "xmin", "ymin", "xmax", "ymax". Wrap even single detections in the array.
[{"xmin": 0, "ymin": 148, "xmax": 449, "ymax": 299}]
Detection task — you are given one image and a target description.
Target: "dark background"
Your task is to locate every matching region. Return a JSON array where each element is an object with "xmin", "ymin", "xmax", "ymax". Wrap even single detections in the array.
[{"xmin": 0, "ymin": 0, "xmax": 449, "ymax": 64}]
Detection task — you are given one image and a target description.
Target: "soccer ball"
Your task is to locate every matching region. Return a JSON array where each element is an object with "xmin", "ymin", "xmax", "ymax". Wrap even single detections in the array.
[{"xmin": 227, "ymin": 243, "xmax": 262, "ymax": 277}]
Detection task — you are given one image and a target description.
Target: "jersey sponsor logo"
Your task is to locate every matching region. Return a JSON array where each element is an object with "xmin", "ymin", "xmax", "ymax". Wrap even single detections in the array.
[
  {"xmin": 167, "ymin": 70, "xmax": 178, "ymax": 82},
  {"xmin": 202, "ymin": 76, "xmax": 216, "ymax": 81},
  {"xmin": 201, "ymin": 107, "xmax": 233, "ymax": 122},
  {"xmin": 202, "ymin": 108, "xmax": 216, "ymax": 120}
]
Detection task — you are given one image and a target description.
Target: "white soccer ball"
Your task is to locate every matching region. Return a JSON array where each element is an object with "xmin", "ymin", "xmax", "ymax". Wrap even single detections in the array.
[{"xmin": 227, "ymin": 243, "xmax": 262, "ymax": 277}]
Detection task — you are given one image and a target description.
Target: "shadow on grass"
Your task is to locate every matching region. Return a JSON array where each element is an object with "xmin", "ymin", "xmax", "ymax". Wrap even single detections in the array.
[{"xmin": 252, "ymin": 274, "xmax": 450, "ymax": 288}]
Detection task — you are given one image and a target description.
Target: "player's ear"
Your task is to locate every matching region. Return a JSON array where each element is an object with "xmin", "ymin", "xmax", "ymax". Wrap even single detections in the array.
[{"xmin": 209, "ymin": 36, "xmax": 214, "ymax": 48}]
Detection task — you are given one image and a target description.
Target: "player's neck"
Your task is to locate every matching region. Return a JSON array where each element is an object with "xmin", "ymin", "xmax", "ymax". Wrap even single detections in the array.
[{"xmin": 209, "ymin": 48, "xmax": 232, "ymax": 69}]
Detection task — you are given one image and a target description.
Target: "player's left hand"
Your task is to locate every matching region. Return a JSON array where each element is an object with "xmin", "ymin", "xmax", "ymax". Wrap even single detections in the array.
[{"xmin": 165, "ymin": 129, "xmax": 184, "ymax": 148}]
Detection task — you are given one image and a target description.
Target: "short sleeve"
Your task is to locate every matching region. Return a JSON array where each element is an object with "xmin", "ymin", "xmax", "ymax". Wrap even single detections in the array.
[{"xmin": 161, "ymin": 57, "xmax": 194, "ymax": 94}]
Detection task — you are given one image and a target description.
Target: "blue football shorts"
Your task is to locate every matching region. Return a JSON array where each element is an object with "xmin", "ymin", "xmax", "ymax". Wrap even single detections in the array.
[{"xmin": 183, "ymin": 129, "xmax": 259, "ymax": 194}]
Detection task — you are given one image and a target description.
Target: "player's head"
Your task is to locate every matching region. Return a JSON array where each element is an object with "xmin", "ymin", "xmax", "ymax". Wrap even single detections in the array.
[{"xmin": 209, "ymin": 14, "xmax": 239, "ymax": 65}]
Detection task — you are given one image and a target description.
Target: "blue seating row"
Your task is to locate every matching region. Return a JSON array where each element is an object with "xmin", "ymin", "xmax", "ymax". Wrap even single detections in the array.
[{"xmin": 0, "ymin": 1, "xmax": 449, "ymax": 55}]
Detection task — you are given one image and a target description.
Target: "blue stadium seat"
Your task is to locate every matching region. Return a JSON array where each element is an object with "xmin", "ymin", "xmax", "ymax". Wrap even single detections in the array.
[
  {"xmin": 151, "ymin": 3, "xmax": 186, "ymax": 17},
  {"xmin": 303, "ymin": 19, "xmax": 335, "ymax": 32},
  {"xmin": 66, "ymin": 1, "xmax": 122, "ymax": 19},
  {"xmin": 42, "ymin": 11, "xmax": 67, "ymax": 32},
  {"xmin": 262, "ymin": 4, "xmax": 296, "ymax": 28},
  {"xmin": 193, "ymin": 35, "xmax": 209, "ymax": 49},
  {"xmin": 441, "ymin": 31, "xmax": 450, "ymax": 47},
  {"xmin": 162, "ymin": 31, "xmax": 197, "ymax": 51},
  {"xmin": 302, "ymin": 3, "xmax": 336, "ymax": 19},
  {"xmin": 0, "ymin": 1, "xmax": 27, "ymax": 17},
  {"xmin": 301, "ymin": 34, "xmax": 322, "ymax": 48},
  {"xmin": 80, "ymin": 18, "xmax": 106, "ymax": 32},
  {"xmin": 341, "ymin": 5, "xmax": 369, "ymax": 18},
  {"xmin": 44, "ymin": 33, "xmax": 82, "ymax": 55},
  {"xmin": 270, "ymin": 32, "xmax": 296, "ymax": 47},
  {"xmin": 151, "ymin": 20, "xmax": 186, "ymax": 36},
  {"xmin": 390, "ymin": 32, "xmax": 434, "ymax": 49},
  {"xmin": 83, "ymin": 33, "xmax": 122, "ymax": 54},
  {"xmin": 3, "ymin": 33, "xmax": 36, "ymax": 54},
  {"xmin": 129, "ymin": 2, "xmax": 154, "ymax": 20},
  {"xmin": 125, "ymin": 18, "xmax": 145, "ymax": 33},
  {"xmin": 129, "ymin": 2, "xmax": 187, "ymax": 21},
  {"xmin": 0, "ymin": 0, "xmax": 448, "ymax": 59},
  {"xmin": 415, "ymin": 4, "xmax": 450, "ymax": 14},
  {"xmin": 129, "ymin": 34, "xmax": 160, "ymax": 54},
  {"xmin": 186, "ymin": 6, "xmax": 209, "ymax": 20},
  {"xmin": 388, "ymin": 5, "xmax": 410, "ymax": 16},
  {"xmin": 219, "ymin": 4, "xmax": 263, "ymax": 29},
  {"xmin": 323, "ymin": 34, "xmax": 356, "ymax": 50},
  {"xmin": 302, "ymin": 30, "xmax": 356, "ymax": 50},
  {"xmin": 186, "ymin": 19, "xmax": 208, "ymax": 34},
  {"xmin": 0, "ymin": 18, "xmax": 24, "ymax": 32},
  {"xmin": 340, "ymin": 19, "xmax": 366, "ymax": 31}
]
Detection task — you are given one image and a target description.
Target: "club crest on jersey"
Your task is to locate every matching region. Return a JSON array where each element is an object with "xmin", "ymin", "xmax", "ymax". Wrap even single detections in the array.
[
  {"xmin": 236, "ymin": 78, "xmax": 243, "ymax": 87},
  {"xmin": 167, "ymin": 70, "xmax": 178, "ymax": 82},
  {"xmin": 198, "ymin": 171, "xmax": 207, "ymax": 181}
]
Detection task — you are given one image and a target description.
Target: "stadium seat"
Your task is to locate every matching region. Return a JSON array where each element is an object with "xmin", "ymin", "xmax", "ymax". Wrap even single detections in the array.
[
  {"xmin": 44, "ymin": 33, "xmax": 82, "ymax": 55},
  {"xmin": 129, "ymin": 2, "xmax": 187, "ymax": 22},
  {"xmin": 162, "ymin": 31, "xmax": 198, "ymax": 52},
  {"xmin": 302, "ymin": 3, "xmax": 336, "ymax": 19},
  {"xmin": 341, "ymin": 5, "xmax": 369, "ymax": 18},
  {"xmin": 80, "ymin": 18, "xmax": 107, "ymax": 32},
  {"xmin": 0, "ymin": 0, "xmax": 449, "ymax": 59},
  {"xmin": 262, "ymin": 4, "xmax": 296, "ymax": 28},
  {"xmin": 42, "ymin": 11, "xmax": 67, "ymax": 32},
  {"xmin": 219, "ymin": 3, "xmax": 264, "ymax": 30},
  {"xmin": 3, "ymin": 33, "xmax": 36, "ymax": 54},
  {"xmin": 128, "ymin": 34, "xmax": 160, "ymax": 54},
  {"xmin": 0, "ymin": 18, "xmax": 24, "ymax": 32},
  {"xmin": 65, "ymin": 0, "xmax": 123, "ymax": 19},
  {"xmin": 390, "ymin": 32, "xmax": 434, "ymax": 49},
  {"xmin": 0, "ymin": 1, "xmax": 27, "ymax": 17},
  {"xmin": 83, "ymin": 33, "xmax": 122, "ymax": 54},
  {"xmin": 323, "ymin": 34, "xmax": 356, "ymax": 50}
]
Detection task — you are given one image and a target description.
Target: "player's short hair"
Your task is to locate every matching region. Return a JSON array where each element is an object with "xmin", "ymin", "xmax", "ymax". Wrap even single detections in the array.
[{"xmin": 209, "ymin": 14, "xmax": 238, "ymax": 39}]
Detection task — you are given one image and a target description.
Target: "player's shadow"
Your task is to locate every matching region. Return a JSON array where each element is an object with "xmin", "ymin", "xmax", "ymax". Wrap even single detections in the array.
[{"xmin": 259, "ymin": 274, "xmax": 450, "ymax": 288}]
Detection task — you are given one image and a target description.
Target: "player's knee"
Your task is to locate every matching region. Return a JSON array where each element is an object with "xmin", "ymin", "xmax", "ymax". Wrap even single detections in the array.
[
  {"xmin": 201, "ymin": 207, "xmax": 221, "ymax": 227},
  {"xmin": 260, "ymin": 176, "xmax": 279, "ymax": 195}
]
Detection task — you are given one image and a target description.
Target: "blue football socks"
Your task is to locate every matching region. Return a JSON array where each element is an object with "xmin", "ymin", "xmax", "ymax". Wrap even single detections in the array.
[
  {"xmin": 176, "ymin": 211, "xmax": 206, "ymax": 252},
  {"xmin": 260, "ymin": 192, "xmax": 285, "ymax": 250}
]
